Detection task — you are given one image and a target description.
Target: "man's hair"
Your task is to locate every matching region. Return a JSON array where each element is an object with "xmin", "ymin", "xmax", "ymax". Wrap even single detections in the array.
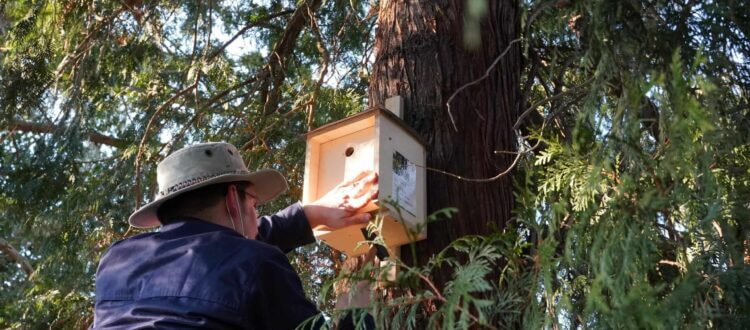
[{"xmin": 157, "ymin": 181, "xmax": 249, "ymax": 224}]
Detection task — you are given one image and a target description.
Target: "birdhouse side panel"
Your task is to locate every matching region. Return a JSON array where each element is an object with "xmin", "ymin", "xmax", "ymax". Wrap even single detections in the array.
[
  {"xmin": 377, "ymin": 117, "xmax": 426, "ymax": 237},
  {"xmin": 302, "ymin": 140, "xmax": 320, "ymax": 205}
]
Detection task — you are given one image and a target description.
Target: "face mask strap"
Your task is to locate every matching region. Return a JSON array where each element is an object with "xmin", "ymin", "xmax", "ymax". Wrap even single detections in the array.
[
  {"xmin": 225, "ymin": 201, "xmax": 237, "ymax": 232},
  {"xmin": 224, "ymin": 187, "xmax": 248, "ymax": 238},
  {"xmin": 235, "ymin": 191, "xmax": 246, "ymax": 238}
]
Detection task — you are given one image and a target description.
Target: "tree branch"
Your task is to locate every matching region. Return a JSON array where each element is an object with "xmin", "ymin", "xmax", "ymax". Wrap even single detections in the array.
[
  {"xmin": 259, "ymin": 0, "xmax": 323, "ymax": 115},
  {"xmin": 423, "ymin": 137, "xmax": 541, "ymax": 183},
  {"xmin": 306, "ymin": 6, "xmax": 330, "ymax": 130},
  {"xmin": 0, "ymin": 238, "xmax": 33, "ymax": 277},
  {"xmin": 55, "ymin": 7, "xmax": 126, "ymax": 80},
  {"xmin": 133, "ymin": 81, "xmax": 199, "ymax": 210},
  {"xmin": 4, "ymin": 120, "xmax": 126, "ymax": 147},
  {"xmin": 206, "ymin": 9, "xmax": 296, "ymax": 63}
]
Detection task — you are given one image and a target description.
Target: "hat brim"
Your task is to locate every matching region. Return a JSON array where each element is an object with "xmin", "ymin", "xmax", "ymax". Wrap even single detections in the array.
[{"xmin": 128, "ymin": 169, "xmax": 288, "ymax": 228}]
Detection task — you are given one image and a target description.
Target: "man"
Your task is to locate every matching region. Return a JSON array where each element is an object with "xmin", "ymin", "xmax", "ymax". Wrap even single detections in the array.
[{"xmin": 93, "ymin": 142, "xmax": 378, "ymax": 329}]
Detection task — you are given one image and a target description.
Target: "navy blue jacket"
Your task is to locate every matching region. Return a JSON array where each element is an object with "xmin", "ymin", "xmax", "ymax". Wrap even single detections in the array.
[{"xmin": 93, "ymin": 203, "xmax": 325, "ymax": 329}]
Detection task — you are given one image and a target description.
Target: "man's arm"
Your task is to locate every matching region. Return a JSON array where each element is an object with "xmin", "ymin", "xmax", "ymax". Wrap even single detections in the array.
[{"xmin": 257, "ymin": 203, "xmax": 315, "ymax": 253}]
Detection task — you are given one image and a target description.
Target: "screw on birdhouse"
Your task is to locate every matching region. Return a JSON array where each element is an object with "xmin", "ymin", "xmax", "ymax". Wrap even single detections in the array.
[{"xmin": 345, "ymin": 147, "xmax": 354, "ymax": 157}]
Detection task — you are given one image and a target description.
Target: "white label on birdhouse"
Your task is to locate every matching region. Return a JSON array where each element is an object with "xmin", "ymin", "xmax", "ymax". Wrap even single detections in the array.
[{"xmin": 392, "ymin": 151, "xmax": 417, "ymax": 216}]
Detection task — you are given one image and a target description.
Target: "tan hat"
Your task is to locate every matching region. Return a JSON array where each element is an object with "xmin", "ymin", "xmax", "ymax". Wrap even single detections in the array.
[{"xmin": 128, "ymin": 142, "xmax": 288, "ymax": 228}]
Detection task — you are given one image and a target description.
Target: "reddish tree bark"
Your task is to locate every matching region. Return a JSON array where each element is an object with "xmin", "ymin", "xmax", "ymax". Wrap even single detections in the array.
[{"xmin": 368, "ymin": 0, "xmax": 520, "ymax": 287}]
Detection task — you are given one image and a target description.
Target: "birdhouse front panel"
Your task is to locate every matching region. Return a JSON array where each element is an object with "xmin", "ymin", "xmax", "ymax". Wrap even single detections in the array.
[
  {"xmin": 302, "ymin": 112, "xmax": 377, "ymax": 209},
  {"xmin": 317, "ymin": 126, "xmax": 376, "ymax": 199}
]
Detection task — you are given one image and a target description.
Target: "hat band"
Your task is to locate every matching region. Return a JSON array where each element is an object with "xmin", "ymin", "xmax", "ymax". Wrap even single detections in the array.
[{"xmin": 158, "ymin": 169, "xmax": 250, "ymax": 197}]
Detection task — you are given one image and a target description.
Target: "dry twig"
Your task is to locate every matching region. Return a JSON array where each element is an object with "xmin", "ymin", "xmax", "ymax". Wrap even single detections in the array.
[{"xmin": 445, "ymin": 38, "xmax": 523, "ymax": 132}]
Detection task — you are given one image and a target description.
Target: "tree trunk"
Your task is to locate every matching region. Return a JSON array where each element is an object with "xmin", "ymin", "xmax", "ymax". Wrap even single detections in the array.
[{"xmin": 369, "ymin": 0, "xmax": 520, "ymax": 287}]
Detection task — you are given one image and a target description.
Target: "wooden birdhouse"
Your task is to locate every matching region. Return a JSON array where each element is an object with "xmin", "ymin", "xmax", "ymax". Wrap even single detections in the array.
[{"xmin": 303, "ymin": 97, "xmax": 427, "ymax": 256}]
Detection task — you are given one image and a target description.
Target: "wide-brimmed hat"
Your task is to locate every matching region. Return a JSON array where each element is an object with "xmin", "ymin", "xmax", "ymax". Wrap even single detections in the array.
[{"xmin": 128, "ymin": 142, "xmax": 288, "ymax": 228}]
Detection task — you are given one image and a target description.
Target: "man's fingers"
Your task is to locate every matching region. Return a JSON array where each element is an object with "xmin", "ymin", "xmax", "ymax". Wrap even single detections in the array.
[
  {"xmin": 343, "ymin": 171, "xmax": 378, "ymax": 191},
  {"xmin": 360, "ymin": 172, "xmax": 378, "ymax": 195},
  {"xmin": 353, "ymin": 170, "xmax": 372, "ymax": 182},
  {"xmin": 354, "ymin": 178, "xmax": 378, "ymax": 204},
  {"xmin": 368, "ymin": 186, "xmax": 379, "ymax": 201},
  {"xmin": 340, "ymin": 213, "xmax": 370, "ymax": 226},
  {"xmin": 340, "ymin": 171, "xmax": 373, "ymax": 188},
  {"xmin": 333, "ymin": 172, "xmax": 378, "ymax": 207},
  {"xmin": 349, "ymin": 181, "xmax": 379, "ymax": 209},
  {"xmin": 364, "ymin": 171, "xmax": 378, "ymax": 184},
  {"xmin": 353, "ymin": 173, "xmax": 378, "ymax": 195}
]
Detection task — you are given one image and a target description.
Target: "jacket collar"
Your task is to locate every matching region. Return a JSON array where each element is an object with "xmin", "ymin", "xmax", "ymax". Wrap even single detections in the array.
[{"xmin": 159, "ymin": 217, "xmax": 244, "ymax": 238}]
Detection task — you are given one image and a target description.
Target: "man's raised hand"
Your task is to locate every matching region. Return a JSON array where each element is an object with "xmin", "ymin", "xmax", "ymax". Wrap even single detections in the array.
[{"xmin": 303, "ymin": 171, "xmax": 379, "ymax": 229}]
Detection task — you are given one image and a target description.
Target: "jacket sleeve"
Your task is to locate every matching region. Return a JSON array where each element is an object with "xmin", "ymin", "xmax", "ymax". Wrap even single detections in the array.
[
  {"xmin": 245, "ymin": 250, "xmax": 325, "ymax": 330},
  {"xmin": 257, "ymin": 202, "xmax": 316, "ymax": 253}
]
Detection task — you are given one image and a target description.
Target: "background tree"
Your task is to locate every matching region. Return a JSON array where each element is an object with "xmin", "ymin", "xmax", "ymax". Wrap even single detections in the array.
[
  {"xmin": 364, "ymin": 1, "xmax": 529, "ymax": 326},
  {"xmin": 368, "ymin": 0, "xmax": 519, "ymax": 277}
]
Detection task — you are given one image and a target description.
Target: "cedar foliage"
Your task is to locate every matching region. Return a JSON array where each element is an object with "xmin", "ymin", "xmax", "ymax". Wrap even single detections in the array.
[{"xmin": 0, "ymin": 0, "xmax": 748, "ymax": 328}]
